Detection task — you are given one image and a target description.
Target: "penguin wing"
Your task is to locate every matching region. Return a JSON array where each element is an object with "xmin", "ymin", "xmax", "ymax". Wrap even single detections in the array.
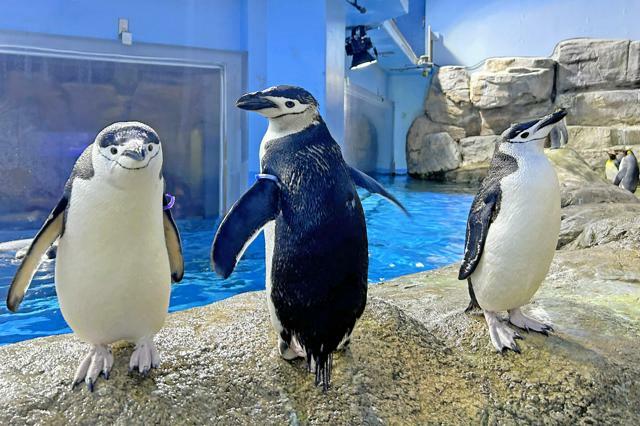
[
  {"xmin": 7, "ymin": 196, "xmax": 68, "ymax": 312},
  {"xmin": 211, "ymin": 178, "xmax": 280, "ymax": 278},
  {"xmin": 458, "ymin": 184, "xmax": 500, "ymax": 280},
  {"xmin": 163, "ymin": 202, "xmax": 184, "ymax": 283},
  {"xmin": 348, "ymin": 166, "xmax": 409, "ymax": 215},
  {"xmin": 613, "ymin": 166, "xmax": 626, "ymax": 186}
]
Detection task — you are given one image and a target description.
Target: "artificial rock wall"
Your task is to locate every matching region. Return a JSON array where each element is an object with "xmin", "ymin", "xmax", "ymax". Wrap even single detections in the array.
[{"xmin": 407, "ymin": 38, "xmax": 640, "ymax": 181}]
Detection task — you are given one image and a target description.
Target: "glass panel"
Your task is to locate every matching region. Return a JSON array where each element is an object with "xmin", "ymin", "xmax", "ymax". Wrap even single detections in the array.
[{"xmin": 0, "ymin": 53, "xmax": 221, "ymax": 228}]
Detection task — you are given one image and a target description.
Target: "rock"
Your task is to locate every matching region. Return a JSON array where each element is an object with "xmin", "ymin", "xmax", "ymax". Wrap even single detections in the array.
[
  {"xmin": 557, "ymin": 90, "xmax": 640, "ymax": 127},
  {"xmin": 566, "ymin": 126, "xmax": 617, "ymax": 151},
  {"xmin": 2, "ymin": 245, "xmax": 640, "ymax": 423},
  {"xmin": 628, "ymin": 41, "xmax": 640, "ymax": 84},
  {"xmin": 425, "ymin": 67, "xmax": 480, "ymax": 135},
  {"xmin": 443, "ymin": 163, "xmax": 489, "ymax": 184},
  {"xmin": 483, "ymin": 57, "xmax": 555, "ymax": 73},
  {"xmin": 545, "ymin": 148, "xmax": 640, "ymax": 206},
  {"xmin": 459, "ymin": 135, "xmax": 500, "ymax": 166},
  {"xmin": 407, "ymin": 132, "xmax": 461, "ymax": 179},
  {"xmin": 478, "ymin": 100, "xmax": 554, "ymax": 135},
  {"xmin": 559, "ymin": 203, "xmax": 640, "ymax": 249},
  {"xmin": 407, "ymin": 114, "xmax": 466, "ymax": 142},
  {"xmin": 553, "ymin": 39, "xmax": 630, "ymax": 92},
  {"xmin": 470, "ymin": 67, "xmax": 554, "ymax": 109}
]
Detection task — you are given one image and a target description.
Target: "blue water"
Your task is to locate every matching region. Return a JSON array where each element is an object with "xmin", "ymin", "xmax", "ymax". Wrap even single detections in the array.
[{"xmin": 0, "ymin": 176, "xmax": 474, "ymax": 345}]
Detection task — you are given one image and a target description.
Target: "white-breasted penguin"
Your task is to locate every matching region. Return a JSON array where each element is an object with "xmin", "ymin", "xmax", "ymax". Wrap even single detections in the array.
[
  {"xmin": 459, "ymin": 110, "xmax": 567, "ymax": 353},
  {"xmin": 210, "ymin": 85, "xmax": 407, "ymax": 391},
  {"xmin": 613, "ymin": 149, "xmax": 639, "ymax": 193},
  {"xmin": 6, "ymin": 122, "xmax": 184, "ymax": 391},
  {"xmin": 605, "ymin": 153, "xmax": 620, "ymax": 183}
]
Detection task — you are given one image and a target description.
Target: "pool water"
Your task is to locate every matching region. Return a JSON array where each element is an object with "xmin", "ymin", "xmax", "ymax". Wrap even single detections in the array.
[{"xmin": 0, "ymin": 175, "xmax": 474, "ymax": 345}]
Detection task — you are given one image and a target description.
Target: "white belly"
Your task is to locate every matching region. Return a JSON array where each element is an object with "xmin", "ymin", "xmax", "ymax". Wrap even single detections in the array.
[
  {"xmin": 471, "ymin": 151, "xmax": 560, "ymax": 312},
  {"xmin": 263, "ymin": 221, "xmax": 283, "ymax": 333},
  {"xmin": 55, "ymin": 179, "xmax": 171, "ymax": 345}
]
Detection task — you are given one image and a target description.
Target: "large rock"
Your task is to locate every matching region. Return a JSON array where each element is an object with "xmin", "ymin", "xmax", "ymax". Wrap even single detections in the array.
[
  {"xmin": 470, "ymin": 66, "xmax": 554, "ymax": 109},
  {"xmin": 478, "ymin": 100, "xmax": 554, "ymax": 135},
  {"xmin": 546, "ymin": 148, "xmax": 640, "ymax": 206},
  {"xmin": 557, "ymin": 90, "xmax": 640, "ymax": 126},
  {"xmin": 407, "ymin": 131, "xmax": 461, "ymax": 178},
  {"xmin": 559, "ymin": 203, "xmax": 640, "ymax": 249},
  {"xmin": 425, "ymin": 66, "xmax": 480, "ymax": 135},
  {"xmin": 627, "ymin": 41, "xmax": 640, "ymax": 84},
  {"xmin": 407, "ymin": 114, "xmax": 466, "ymax": 142},
  {"xmin": 483, "ymin": 57, "xmax": 555, "ymax": 73},
  {"xmin": 443, "ymin": 163, "xmax": 489, "ymax": 184},
  {"xmin": 553, "ymin": 38, "xmax": 630, "ymax": 92},
  {"xmin": 566, "ymin": 126, "xmax": 617, "ymax": 150},
  {"xmin": 459, "ymin": 135, "xmax": 500, "ymax": 166},
  {"xmin": 1, "ymin": 244, "xmax": 640, "ymax": 423}
]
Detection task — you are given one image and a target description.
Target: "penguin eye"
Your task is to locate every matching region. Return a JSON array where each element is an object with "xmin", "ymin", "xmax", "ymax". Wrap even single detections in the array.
[
  {"xmin": 285, "ymin": 101, "xmax": 295, "ymax": 108},
  {"xmin": 110, "ymin": 147, "xmax": 118, "ymax": 155},
  {"xmin": 520, "ymin": 132, "xmax": 529, "ymax": 139},
  {"xmin": 148, "ymin": 144, "xmax": 154, "ymax": 152}
]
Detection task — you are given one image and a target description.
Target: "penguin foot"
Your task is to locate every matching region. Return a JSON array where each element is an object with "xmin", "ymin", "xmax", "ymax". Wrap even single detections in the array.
[
  {"xmin": 278, "ymin": 336, "xmax": 306, "ymax": 360},
  {"xmin": 129, "ymin": 337, "xmax": 160, "ymax": 375},
  {"xmin": 484, "ymin": 310, "xmax": 523, "ymax": 353},
  {"xmin": 72, "ymin": 345, "xmax": 113, "ymax": 392},
  {"xmin": 508, "ymin": 308, "xmax": 554, "ymax": 335}
]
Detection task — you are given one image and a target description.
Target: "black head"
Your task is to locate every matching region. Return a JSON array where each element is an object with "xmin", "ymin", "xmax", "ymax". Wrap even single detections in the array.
[
  {"xmin": 502, "ymin": 109, "xmax": 567, "ymax": 143},
  {"xmin": 236, "ymin": 85, "xmax": 319, "ymax": 119}
]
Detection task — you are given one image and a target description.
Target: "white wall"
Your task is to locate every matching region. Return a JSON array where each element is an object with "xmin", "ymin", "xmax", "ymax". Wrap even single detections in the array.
[{"xmin": 428, "ymin": 0, "xmax": 640, "ymax": 66}]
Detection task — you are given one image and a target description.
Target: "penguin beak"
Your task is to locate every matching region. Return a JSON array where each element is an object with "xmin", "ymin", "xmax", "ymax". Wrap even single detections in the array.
[
  {"xmin": 236, "ymin": 92, "xmax": 277, "ymax": 111},
  {"xmin": 122, "ymin": 147, "xmax": 146, "ymax": 161},
  {"xmin": 534, "ymin": 109, "xmax": 567, "ymax": 132}
]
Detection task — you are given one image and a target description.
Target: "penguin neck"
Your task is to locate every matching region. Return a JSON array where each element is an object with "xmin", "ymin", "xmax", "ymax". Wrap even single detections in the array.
[
  {"xmin": 499, "ymin": 139, "xmax": 546, "ymax": 158},
  {"xmin": 263, "ymin": 109, "xmax": 320, "ymax": 143}
]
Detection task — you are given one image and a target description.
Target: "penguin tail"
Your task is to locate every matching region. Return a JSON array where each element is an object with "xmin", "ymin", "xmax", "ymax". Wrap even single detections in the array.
[
  {"xmin": 465, "ymin": 278, "xmax": 482, "ymax": 314},
  {"xmin": 309, "ymin": 352, "xmax": 333, "ymax": 392}
]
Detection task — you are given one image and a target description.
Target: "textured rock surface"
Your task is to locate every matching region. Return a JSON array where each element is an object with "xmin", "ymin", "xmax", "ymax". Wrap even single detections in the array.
[
  {"xmin": 459, "ymin": 135, "xmax": 500, "ymax": 166},
  {"xmin": 559, "ymin": 203, "xmax": 640, "ymax": 249},
  {"xmin": 425, "ymin": 66, "xmax": 480, "ymax": 135},
  {"xmin": 553, "ymin": 38, "xmax": 630, "ymax": 92},
  {"xmin": 407, "ymin": 132, "xmax": 461, "ymax": 178},
  {"xmin": 546, "ymin": 148, "xmax": 640, "ymax": 206},
  {"xmin": 470, "ymin": 68, "xmax": 553, "ymax": 109},
  {"xmin": 557, "ymin": 90, "xmax": 640, "ymax": 127},
  {"xmin": 1, "ymin": 243, "xmax": 639, "ymax": 424},
  {"xmin": 478, "ymin": 100, "xmax": 554, "ymax": 136}
]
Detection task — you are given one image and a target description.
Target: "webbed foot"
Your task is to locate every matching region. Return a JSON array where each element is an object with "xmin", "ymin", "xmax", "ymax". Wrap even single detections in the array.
[
  {"xmin": 72, "ymin": 345, "xmax": 113, "ymax": 392},
  {"xmin": 129, "ymin": 337, "xmax": 160, "ymax": 375},
  {"xmin": 509, "ymin": 307, "xmax": 553, "ymax": 335},
  {"xmin": 484, "ymin": 310, "xmax": 523, "ymax": 353}
]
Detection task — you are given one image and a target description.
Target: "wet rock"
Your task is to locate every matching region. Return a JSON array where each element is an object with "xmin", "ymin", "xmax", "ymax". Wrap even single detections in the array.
[
  {"xmin": 557, "ymin": 90, "xmax": 640, "ymax": 127},
  {"xmin": 459, "ymin": 135, "xmax": 500, "ymax": 166},
  {"xmin": 1, "ymin": 244, "xmax": 639, "ymax": 423},
  {"xmin": 546, "ymin": 148, "xmax": 639, "ymax": 206},
  {"xmin": 553, "ymin": 39, "xmax": 630, "ymax": 92},
  {"xmin": 407, "ymin": 132, "xmax": 461, "ymax": 179},
  {"xmin": 559, "ymin": 203, "xmax": 640, "ymax": 249},
  {"xmin": 425, "ymin": 66, "xmax": 480, "ymax": 135}
]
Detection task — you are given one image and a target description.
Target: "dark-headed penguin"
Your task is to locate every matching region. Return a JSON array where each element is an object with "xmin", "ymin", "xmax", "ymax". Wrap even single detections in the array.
[
  {"xmin": 6, "ymin": 122, "xmax": 184, "ymax": 391},
  {"xmin": 211, "ymin": 85, "xmax": 406, "ymax": 391},
  {"xmin": 459, "ymin": 110, "xmax": 567, "ymax": 353}
]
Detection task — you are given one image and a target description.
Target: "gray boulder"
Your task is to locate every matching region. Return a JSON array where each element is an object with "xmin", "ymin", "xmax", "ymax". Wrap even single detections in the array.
[
  {"xmin": 470, "ymin": 66, "xmax": 554, "ymax": 109},
  {"xmin": 557, "ymin": 89, "xmax": 640, "ymax": 127},
  {"xmin": 478, "ymin": 100, "xmax": 554, "ymax": 135},
  {"xmin": 628, "ymin": 41, "xmax": 640, "ymax": 84},
  {"xmin": 459, "ymin": 135, "xmax": 500, "ymax": 166},
  {"xmin": 407, "ymin": 131, "xmax": 461, "ymax": 178},
  {"xmin": 559, "ymin": 203, "xmax": 640, "ymax": 249},
  {"xmin": 553, "ymin": 38, "xmax": 630, "ymax": 92}
]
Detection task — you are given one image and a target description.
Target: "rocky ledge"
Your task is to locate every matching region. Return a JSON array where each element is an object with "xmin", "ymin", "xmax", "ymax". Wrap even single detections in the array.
[{"xmin": 1, "ymin": 208, "xmax": 639, "ymax": 423}]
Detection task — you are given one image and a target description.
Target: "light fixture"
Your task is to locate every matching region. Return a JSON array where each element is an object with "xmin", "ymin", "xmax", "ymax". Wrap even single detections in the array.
[{"xmin": 345, "ymin": 26, "xmax": 378, "ymax": 70}]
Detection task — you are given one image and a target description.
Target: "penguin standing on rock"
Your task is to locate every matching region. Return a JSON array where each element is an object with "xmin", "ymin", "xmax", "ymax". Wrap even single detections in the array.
[
  {"xmin": 613, "ymin": 149, "xmax": 639, "ymax": 193},
  {"xmin": 7, "ymin": 122, "xmax": 184, "ymax": 391},
  {"xmin": 459, "ymin": 110, "xmax": 567, "ymax": 353},
  {"xmin": 211, "ymin": 85, "xmax": 406, "ymax": 391}
]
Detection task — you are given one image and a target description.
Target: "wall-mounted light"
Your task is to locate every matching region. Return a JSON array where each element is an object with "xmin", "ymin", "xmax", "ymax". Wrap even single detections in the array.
[{"xmin": 345, "ymin": 26, "xmax": 378, "ymax": 70}]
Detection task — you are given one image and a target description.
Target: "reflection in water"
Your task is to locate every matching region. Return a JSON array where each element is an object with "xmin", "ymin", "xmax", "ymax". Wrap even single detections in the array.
[{"xmin": 0, "ymin": 175, "xmax": 475, "ymax": 344}]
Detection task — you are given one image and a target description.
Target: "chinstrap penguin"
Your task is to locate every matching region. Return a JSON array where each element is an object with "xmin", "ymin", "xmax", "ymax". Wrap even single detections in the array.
[
  {"xmin": 210, "ymin": 85, "xmax": 406, "ymax": 391},
  {"xmin": 459, "ymin": 110, "xmax": 566, "ymax": 353},
  {"xmin": 7, "ymin": 122, "xmax": 184, "ymax": 391},
  {"xmin": 613, "ymin": 149, "xmax": 639, "ymax": 193}
]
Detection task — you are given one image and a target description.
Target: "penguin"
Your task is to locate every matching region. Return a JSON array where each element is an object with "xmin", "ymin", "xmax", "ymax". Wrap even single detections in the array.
[
  {"xmin": 548, "ymin": 118, "xmax": 568, "ymax": 149},
  {"xmin": 210, "ymin": 85, "xmax": 406, "ymax": 391},
  {"xmin": 6, "ymin": 122, "xmax": 184, "ymax": 391},
  {"xmin": 459, "ymin": 110, "xmax": 567, "ymax": 353},
  {"xmin": 605, "ymin": 153, "xmax": 619, "ymax": 183},
  {"xmin": 613, "ymin": 149, "xmax": 639, "ymax": 193}
]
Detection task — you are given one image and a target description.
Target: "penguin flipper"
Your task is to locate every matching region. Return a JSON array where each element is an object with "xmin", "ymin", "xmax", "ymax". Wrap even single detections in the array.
[
  {"xmin": 7, "ymin": 196, "xmax": 68, "ymax": 312},
  {"xmin": 162, "ymin": 201, "xmax": 184, "ymax": 283},
  {"xmin": 347, "ymin": 166, "xmax": 409, "ymax": 215},
  {"xmin": 458, "ymin": 185, "xmax": 500, "ymax": 280},
  {"xmin": 211, "ymin": 178, "xmax": 280, "ymax": 278},
  {"xmin": 613, "ymin": 166, "xmax": 626, "ymax": 186}
]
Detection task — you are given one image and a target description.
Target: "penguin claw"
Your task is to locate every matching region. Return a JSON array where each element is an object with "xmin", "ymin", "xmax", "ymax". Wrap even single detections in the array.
[
  {"xmin": 86, "ymin": 379, "xmax": 94, "ymax": 393},
  {"xmin": 72, "ymin": 345, "xmax": 113, "ymax": 392},
  {"xmin": 129, "ymin": 337, "xmax": 160, "ymax": 376},
  {"xmin": 508, "ymin": 308, "xmax": 554, "ymax": 336}
]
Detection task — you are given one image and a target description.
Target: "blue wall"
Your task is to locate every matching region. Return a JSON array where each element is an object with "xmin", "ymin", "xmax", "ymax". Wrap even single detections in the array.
[{"xmin": 428, "ymin": 0, "xmax": 640, "ymax": 66}]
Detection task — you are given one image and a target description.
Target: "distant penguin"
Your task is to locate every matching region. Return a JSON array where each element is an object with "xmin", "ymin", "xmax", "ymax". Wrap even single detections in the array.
[
  {"xmin": 459, "ymin": 110, "xmax": 566, "ymax": 353},
  {"xmin": 548, "ymin": 118, "xmax": 568, "ymax": 149},
  {"xmin": 613, "ymin": 150, "xmax": 639, "ymax": 193},
  {"xmin": 211, "ymin": 85, "xmax": 406, "ymax": 390},
  {"xmin": 7, "ymin": 122, "xmax": 184, "ymax": 391},
  {"xmin": 605, "ymin": 153, "xmax": 619, "ymax": 183}
]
